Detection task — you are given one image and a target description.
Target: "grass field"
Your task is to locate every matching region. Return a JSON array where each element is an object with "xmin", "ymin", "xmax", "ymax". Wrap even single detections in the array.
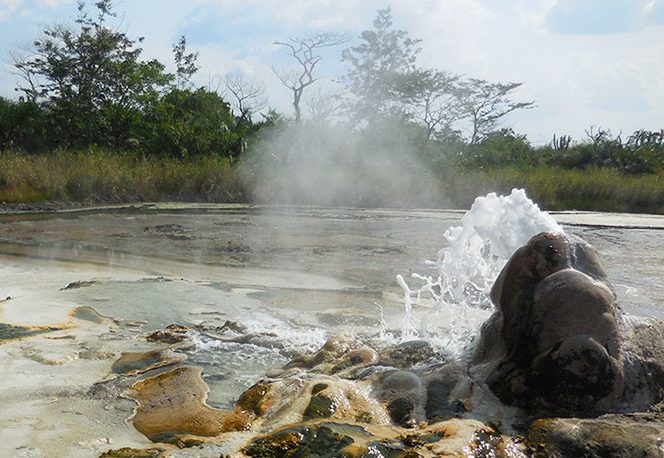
[
  {"xmin": 1, "ymin": 150, "xmax": 663, "ymax": 214},
  {"xmin": 0, "ymin": 150, "xmax": 245, "ymax": 205}
]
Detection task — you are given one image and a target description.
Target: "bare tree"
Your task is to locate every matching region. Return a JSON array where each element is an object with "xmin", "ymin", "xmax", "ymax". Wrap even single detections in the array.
[
  {"xmin": 585, "ymin": 125, "xmax": 612, "ymax": 145},
  {"xmin": 273, "ymin": 33, "xmax": 348, "ymax": 123},
  {"xmin": 305, "ymin": 87, "xmax": 343, "ymax": 124},
  {"xmin": 223, "ymin": 71, "xmax": 267, "ymax": 123},
  {"xmin": 9, "ymin": 49, "xmax": 42, "ymax": 102},
  {"xmin": 628, "ymin": 129, "xmax": 664, "ymax": 147}
]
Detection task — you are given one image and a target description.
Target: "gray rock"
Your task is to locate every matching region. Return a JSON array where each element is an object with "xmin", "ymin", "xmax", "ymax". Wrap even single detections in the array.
[
  {"xmin": 474, "ymin": 231, "xmax": 664, "ymax": 415},
  {"xmin": 528, "ymin": 414, "xmax": 664, "ymax": 458},
  {"xmin": 380, "ymin": 340, "xmax": 436, "ymax": 368}
]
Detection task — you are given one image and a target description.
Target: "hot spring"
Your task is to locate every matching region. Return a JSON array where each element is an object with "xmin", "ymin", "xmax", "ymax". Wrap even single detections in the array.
[{"xmin": 1, "ymin": 191, "xmax": 664, "ymax": 457}]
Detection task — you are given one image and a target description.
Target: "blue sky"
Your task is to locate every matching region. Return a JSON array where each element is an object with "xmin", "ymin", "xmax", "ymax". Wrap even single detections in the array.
[{"xmin": 1, "ymin": 0, "xmax": 663, "ymax": 143}]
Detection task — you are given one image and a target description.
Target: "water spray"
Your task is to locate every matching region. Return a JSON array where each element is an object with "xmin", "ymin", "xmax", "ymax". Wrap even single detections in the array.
[{"xmin": 396, "ymin": 188, "xmax": 564, "ymax": 352}]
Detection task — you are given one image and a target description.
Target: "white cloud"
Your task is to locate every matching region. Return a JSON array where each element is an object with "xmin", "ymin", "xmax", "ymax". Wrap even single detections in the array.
[
  {"xmin": 644, "ymin": 0, "xmax": 657, "ymax": 14},
  {"xmin": 37, "ymin": 0, "xmax": 72, "ymax": 6},
  {"xmin": 0, "ymin": 0, "xmax": 72, "ymax": 20},
  {"xmin": 0, "ymin": 0, "xmax": 23, "ymax": 20},
  {"xmin": 1, "ymin": 0, "xmax": 662, "ymax": 140}
]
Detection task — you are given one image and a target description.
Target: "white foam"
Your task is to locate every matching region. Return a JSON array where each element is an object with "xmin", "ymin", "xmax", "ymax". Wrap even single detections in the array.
[{"xmin": 397, "ymin": 189, "xmax": 564, "ymax": 352}]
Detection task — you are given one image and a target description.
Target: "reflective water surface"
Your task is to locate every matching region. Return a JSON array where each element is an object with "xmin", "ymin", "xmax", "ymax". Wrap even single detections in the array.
[{"xmin": 0, "ymin": 204, "xmax": 663, "ymax": 456}]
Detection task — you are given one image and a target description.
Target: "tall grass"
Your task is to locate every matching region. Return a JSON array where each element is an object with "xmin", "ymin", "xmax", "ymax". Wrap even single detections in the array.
[
  {"xmin": 449, "ymin": 166, "xmax": 664, "ymax": 214},
  {"xmin": 1, "ymin": 150, "xmax": 663, "ymax": 214},
  {"xmin": 0, "ymin": 149, "xmax": 245, "ymax": 204}
]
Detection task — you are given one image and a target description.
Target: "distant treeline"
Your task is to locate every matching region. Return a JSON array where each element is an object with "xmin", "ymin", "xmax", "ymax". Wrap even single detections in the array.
[
  {"xmin": 457, "ymin": 127, "xmax": 664, "ymax": 174},
  {"xmin": 0, "ymin": 1, "xmax": 535, "ymax": 160},
  {"xmin": 0, "ymin": 89, "xmax": 271, "ymax": 160}
]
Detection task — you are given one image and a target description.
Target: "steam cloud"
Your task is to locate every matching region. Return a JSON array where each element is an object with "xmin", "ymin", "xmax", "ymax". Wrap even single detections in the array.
[{"xmin": 239, "ymin": 119, "xmax": 450, "ymax": 209}]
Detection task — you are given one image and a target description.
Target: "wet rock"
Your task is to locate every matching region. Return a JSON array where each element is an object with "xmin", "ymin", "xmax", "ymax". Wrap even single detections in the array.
[
  {"xmin": 474, "ymin": 232, "xmax": 645, "ymax": 415},
  {"xmin": 299, "ymin": 381, "xmax": 339, "ymax": 421},
  {"xmin": 527, "ymin": 335, "xmax": 623, "ymax": 413},
  {"xmin": 621, "ymin": 316, "xmax": 664, "ymax": 410},
  {"xmin": 354, "ymin": 411, "xmax": 374, "ymax": 424},
  {"xmin": 98, "ymin": 447, "xmax": 164, "ymax": 457},
  {"xmin": 128, "ymin": 366, "xmax": 251, "ymax": 444},
  {"xmin": 303, "ymin": 394, "xmax": 337, "ymax": 420},
  {"xmin": 145, "ymin": 324, "xmax": 190, "ymax": 344},
  {"xmin": 466, "ymin": 428, "xmax": 524, "ymax": 458},
  {"xmin": 312, "ymin": 383, "xmax": 329, "ymax": 394},
  {"xmin": 425, "ymin": 378, "xmax": 464, "ymax": 421},
  {"xmin": 236, "ymin": 369, "xmax": 390, "ymax": 430},
  {"xmin": 236, "ymin": 380, "xmax": 274, "ymax": 417},
  {"xmin": 425, "ymin": 419, "xmax": 527, "ymax": 457},
  {"xmin": 0, "ymin": 323, "xmax": 58, "ymax": 341},
  {"xmin": 110, "ymin": 349, "xmax": 184, "ymax": 375},
  {"xmin": 215, "ymin": 320, "xmax": 249, "ymax": 334},
  {"xmin": 322, "ymin": 334, "xmax": 364, "ymax": 357},
  {"xmin": 381, "ymin": 371, "xmax": 422, "ymax": 392},
  {"xmin": 387, "ymin": 397, "xmax": 415, "ymax": 428},
  {"xmin": 285, "ymin": 335, "xmax": 364, "ymax": 371},
  {"xmin": 331, "ymin": 346, "xmax": 380, "ymax": 374},
  {"xmin": 380, "ymin": 341, "xmax": 436, "ymax": 368},
  {"xmin": 243, "ymin": 424, "xmax": 354, "ymax": 458},
  {"xmin": 360, "ymin": 440, "xmax": 423, "ymax": 457},
  {"xmin": 375, "ymin": 370, "xmax": 424, "ymax": 427},
  {"xmin": 285, "ymin": 349, "xmax": 335, "ymax": 370},
  {"xmin": 399, "ymin": 431, "xmax": 445, "ymax": 448},
  {"xmin": 78, "ymin": 348, "xmax": 114, "ymax": 360},
  {"xmin": 60, "ymin": 280, "xmax": 98, "ymax": 290},
  {"xmin": 528, "ymin": 414, "xmax": 664, "ymax": 458},
  {"xmin": 72, "ymin": 306, "xmax": 106, "ymax": 324},
  {"xmin": 532, "ymin": 269, "xmax": 619, "ymax": 358}
]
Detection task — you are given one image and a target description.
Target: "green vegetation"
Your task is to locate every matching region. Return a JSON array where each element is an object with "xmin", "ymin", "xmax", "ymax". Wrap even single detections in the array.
[
  {"xmin": 452, "ymin": 167, "xmax": 664, "ymax": 213},
  {"xmin": 0, "ymin": 150, "xmax": 243, "ymax": 204},
  {"xmin": 0, "ymin": 2, "xmax": 663, "ymax": 213}
]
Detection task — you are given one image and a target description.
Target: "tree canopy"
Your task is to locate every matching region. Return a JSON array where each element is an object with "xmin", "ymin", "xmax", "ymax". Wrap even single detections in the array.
[
  {"xmin": 2, "ymin": 3, "xmax": 537, "ymax": 159},
  {"xmin": 341, "ymin": 7, "xmax": 421, "ymax": 126}
]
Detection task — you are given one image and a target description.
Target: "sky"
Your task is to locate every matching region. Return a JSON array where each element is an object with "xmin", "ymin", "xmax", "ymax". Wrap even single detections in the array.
[{"xmin": 0, "ymin": 0, "xmax": 663, "ymax": 144}]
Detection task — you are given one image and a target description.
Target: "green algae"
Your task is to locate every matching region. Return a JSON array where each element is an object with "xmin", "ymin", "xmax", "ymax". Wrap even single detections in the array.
[
  {"xmin": 303, "ymin": 394, "xmax": 337, "ymax": 420},
  {"xmin": 243, "ymin": 424, "xmax": 354, "ymax": 458},
  {"xmin": 98, "ymin": 447, "xmax": 164, "ymax": 458},
  {"xmin": 0, "ymin": 323, "xmax": 54, "ymax": 342},
  {"xmin": 110, "ymin": 350, "xmax": 169, "ymax": 375},
  {"xmin": 72, "ymin": 305, "xmax": 106, "ymax": 324}
]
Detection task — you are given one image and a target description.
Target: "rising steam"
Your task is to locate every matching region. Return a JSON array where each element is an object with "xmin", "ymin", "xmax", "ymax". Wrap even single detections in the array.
[{"xmin": 239, "ymin": 118, "xmax": 450, "ymax": 208}]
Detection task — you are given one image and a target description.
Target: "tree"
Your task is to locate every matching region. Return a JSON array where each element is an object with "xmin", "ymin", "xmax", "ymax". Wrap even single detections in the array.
[
  {"xmin": 305, "ymin": 88, "xmax": 342, "ymax": 124},
  {"xmin": 0, "ymin": 97, "xmax": 51, "ymax": 151},
  {"xmin": 172, "ymin": 35, "xmax": 199, "ymax": 90},
  {"xmin": 220, "ymin": 71, "xmax": 268, "ymax": 158},
  {"xmin": 401, "ymin": 68, "xmax": 462, "ymax": 144},
  {"xmin": 12, "ymin": 0, "xmax": 171, "ymax": 148},
  {"xmin": 223, "ymin": 71, "xmax": 266, "ymax": 123},
  {"xmin": 456, "ymin": 79, "xmax": 534, "ymax": 144},
  {"xmin": 273, "ymin": 33, "xmax": 348, "ymax": 123},
  {"xmin": 341, "ymin": 7, "xmax": 421, "ymax": 126},
  {"xmin": 145, "ymin": 88, "xmax": 235, "ymax": 159}
]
